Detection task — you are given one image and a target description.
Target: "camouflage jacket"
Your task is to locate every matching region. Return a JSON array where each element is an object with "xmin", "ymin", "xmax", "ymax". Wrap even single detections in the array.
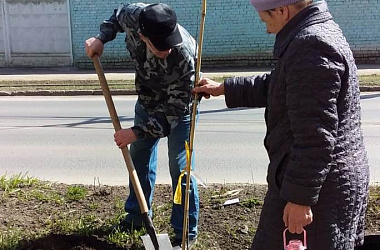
[{"xmin": 96, "ymin": 3, "xmax": 197, "ymax": 140}]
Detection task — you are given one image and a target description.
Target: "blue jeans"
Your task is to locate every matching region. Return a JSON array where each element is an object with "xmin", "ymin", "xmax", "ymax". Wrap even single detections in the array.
[{"xmin": 124, "ymin": 101, "xmax": 199, "ymax": 240}]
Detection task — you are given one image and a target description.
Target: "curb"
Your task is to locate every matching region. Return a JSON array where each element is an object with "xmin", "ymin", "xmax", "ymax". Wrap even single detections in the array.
[
  {"xmin": 0, "ymin": 87, "xmax": 379, "ymax": 96},
  {"xmin": 359, "ymin": 86, "xmax": 380, "ymax": 92}
]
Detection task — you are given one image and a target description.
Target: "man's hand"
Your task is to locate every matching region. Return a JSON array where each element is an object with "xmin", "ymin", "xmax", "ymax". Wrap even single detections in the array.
[
  {"xmin": 114, "ymin": 128, "xmax": 137, "ymax": 148},
  {"xmin": 193, "ymin": 78, "xmax": 225, "ymax": 99},
  {"xmin": 283, "ymin": 202, "xmax": 313, "ymax": 234},
  {"xmin": 84, "ymin": 37, "xmax": 104, "ymax": 58}
]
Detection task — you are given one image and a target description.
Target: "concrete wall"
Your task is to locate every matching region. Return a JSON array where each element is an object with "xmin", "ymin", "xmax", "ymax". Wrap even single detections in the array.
[
  {"xmin": 30, "ymin": 0, "xmax": 380, "ymax": 68},
  {"xmin": 0, "ymin": 0, "xmax": 6, "ymax": 67},
  {"xmin": 0, "ymin": 0, "xmax": 72, "ymax": 67}
]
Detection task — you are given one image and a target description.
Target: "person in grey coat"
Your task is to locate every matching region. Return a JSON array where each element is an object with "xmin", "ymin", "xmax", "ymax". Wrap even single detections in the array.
[{"xmin": 193, "ymin": 0, "xmax": 369, "ymax": 249}]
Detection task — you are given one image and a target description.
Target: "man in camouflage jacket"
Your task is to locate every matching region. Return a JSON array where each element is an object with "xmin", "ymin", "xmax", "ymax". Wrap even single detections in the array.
[{"xmin": 85, "ymin": 3, "xmax": 199, "ymax": 244}]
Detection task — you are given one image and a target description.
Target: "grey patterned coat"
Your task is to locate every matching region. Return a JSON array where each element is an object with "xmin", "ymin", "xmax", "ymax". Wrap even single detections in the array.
[{"xmin": 224, "ymin": 1, "xmax": 369, "ymax": 249}]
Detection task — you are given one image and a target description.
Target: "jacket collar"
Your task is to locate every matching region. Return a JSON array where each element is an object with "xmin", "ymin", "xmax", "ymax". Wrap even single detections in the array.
[{"xmin": 273, "ymin": 0, "xmax": 333, "ymax": 59}]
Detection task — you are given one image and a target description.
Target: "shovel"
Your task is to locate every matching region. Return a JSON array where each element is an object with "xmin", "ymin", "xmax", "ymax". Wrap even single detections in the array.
[{"xmin": 92, "ymin": 55, "xmax": 172, "ymax": 250}]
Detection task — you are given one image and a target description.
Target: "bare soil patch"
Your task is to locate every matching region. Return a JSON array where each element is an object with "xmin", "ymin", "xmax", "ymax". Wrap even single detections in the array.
[{"xmin": 1, "ymin": 183, "xmax": 379, "ymax": 249}]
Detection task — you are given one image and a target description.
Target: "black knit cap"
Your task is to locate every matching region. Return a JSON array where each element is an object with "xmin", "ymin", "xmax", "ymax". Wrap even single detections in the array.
[{"xmin": 139, "ymin": 3, "xmax": 182, "ymax": 51}]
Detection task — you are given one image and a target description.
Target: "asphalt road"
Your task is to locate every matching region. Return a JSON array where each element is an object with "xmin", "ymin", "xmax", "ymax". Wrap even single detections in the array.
[{"xmin": 1, "ymin": 93, "xmax": 379, "ymax": 186}]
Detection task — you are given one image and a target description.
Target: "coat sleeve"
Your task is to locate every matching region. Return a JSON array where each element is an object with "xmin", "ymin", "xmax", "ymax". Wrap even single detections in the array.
[
  {"xmin": 280, "ymin": 37, "xmax": 345, "ymax": 206},
  {"xmin": 224, "ymin": 72, "xmax": 271, "ymax": 108},
  {"xmin": 95, "ymin": 3, "xmax": 148, "ymax": 44}
]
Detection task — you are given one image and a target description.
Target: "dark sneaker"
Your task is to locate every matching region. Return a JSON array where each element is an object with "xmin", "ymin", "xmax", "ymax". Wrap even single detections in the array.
[
  {"xmin": 172, "ymin": 237, "xmax": 197, "ymax": 249},
  {"xmin": 111, "ymin": 220, "xmax": 143, "ymax": 234}
]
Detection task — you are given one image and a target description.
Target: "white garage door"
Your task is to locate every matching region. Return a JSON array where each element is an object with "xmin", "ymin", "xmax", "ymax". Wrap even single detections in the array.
[{"xmin": 0, "ymin": 0, "xmax": 72, "ymax": 67}]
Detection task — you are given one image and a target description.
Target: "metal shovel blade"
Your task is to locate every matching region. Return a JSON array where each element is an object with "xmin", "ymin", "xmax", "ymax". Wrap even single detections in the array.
[{"xmin": 141, "ymin": 234, "xmax": 173, "ymax": 250}]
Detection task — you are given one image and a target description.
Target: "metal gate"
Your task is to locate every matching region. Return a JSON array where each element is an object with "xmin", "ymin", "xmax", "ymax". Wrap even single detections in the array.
[{"xmin": 0, "ymin": 0, "xmax": 72, "ymax": 67}]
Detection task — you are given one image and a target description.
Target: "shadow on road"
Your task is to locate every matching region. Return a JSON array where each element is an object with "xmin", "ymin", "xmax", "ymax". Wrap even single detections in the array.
[
  {"xmin": 200, "ymin": 107, "xmax": 251, "ymax": 115},
  {"xmin": 0, "ymin": 116, "xmax": 134, "ymax": 129},
  {"xmin": 361, "ymin": 93, "xmax": 380, "ymax": 100},
  {"xmin": 1, "ymin": 108, "xmax": 253, "ymax": 130}
]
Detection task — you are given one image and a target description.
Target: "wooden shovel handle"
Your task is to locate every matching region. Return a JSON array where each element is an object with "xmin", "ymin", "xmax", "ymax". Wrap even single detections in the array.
[{"xmin": 92, "ymin": 55, "xmax": 148, "ymax": 214}]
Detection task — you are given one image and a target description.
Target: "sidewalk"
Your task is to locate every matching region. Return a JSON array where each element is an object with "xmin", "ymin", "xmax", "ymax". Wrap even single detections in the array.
[{"xmin": 1, "ymin": 64, "xmax": 380, "ymax": 95}]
